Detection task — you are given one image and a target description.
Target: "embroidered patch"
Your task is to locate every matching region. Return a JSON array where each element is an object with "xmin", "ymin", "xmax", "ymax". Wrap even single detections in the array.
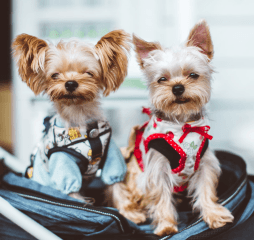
[
  {"xmin": 190, "ymin": 141, "xmax": 197, "ymax": 150},
  {"xmin": 88, "ymin": 149, "xmax": 92, "ymax": 157},
  {"xmin": 27, "ymin": 167, "xmax": 33, "ymax": 179},
  {"xmin": 183, "ymin": 141, "xmax": 198, "ymax": 155},
  {"xmin": 68, "ymin": 128, "xmax": 81, "ymax": 140}
]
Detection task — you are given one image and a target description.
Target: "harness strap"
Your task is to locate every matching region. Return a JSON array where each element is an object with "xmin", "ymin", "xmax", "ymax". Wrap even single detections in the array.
[
  {"xmin": 148, "ymin": 138, "xmax": 181, "ymax": 169},
  {"xmin": 148, "ymin": 138, "xmax": 209, "ymax": 170},
  {"xmin": 87, "ymin": 121, "xmax": 103, "ymax": 162},
  {"xmin": 98, "ymin": 129, "xmax": 112, "ymax": 170},
  {"xmin": 47, "ymin": 147, "xmax": 89, "ymax": 175}
]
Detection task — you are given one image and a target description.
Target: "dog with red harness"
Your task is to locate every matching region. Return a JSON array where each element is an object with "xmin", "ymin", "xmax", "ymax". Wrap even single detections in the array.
[{"xmin": 107, "ymin": 20, "xmax": 234, "ymax": 236}]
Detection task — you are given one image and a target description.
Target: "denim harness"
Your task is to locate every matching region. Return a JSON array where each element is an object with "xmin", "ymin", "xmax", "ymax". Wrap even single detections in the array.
[{"xmin": 29, "ymin": 115, "xmax": 111, "ymax": 178}]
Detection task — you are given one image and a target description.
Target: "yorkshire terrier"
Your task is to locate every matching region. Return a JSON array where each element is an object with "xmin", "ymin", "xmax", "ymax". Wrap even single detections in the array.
[
  {"xmin": 12, "ymin": 30, "xmax": 130, "ymax": 201},
  {"xmin": 107, "ymin": 20, "xmax": 234, "ymax": 235}
]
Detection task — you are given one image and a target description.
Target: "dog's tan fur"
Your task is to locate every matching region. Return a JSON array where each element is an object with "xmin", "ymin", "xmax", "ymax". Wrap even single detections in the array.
[
  {"xmin": 107, "ymin": 20, "xmax": 233, "ymax": 236},
  {"xmin": 12, "ymin": 30, "xmax": 131, "ymax": 126}
]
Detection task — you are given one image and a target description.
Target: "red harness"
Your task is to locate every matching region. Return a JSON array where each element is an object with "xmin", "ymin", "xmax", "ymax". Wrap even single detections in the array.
[{"xmin": 133, "ymin": 109, "xmax": 213, "ymax": 192}]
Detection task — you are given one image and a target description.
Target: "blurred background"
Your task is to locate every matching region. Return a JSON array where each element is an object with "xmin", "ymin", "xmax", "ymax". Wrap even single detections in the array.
[{"xmin": 1, "ymin": 0, "xmax": 254, "ymax": 172}]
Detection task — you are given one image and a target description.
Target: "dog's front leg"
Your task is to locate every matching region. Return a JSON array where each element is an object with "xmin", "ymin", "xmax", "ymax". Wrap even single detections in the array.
[
  {"xmin": 142, "ymin": 149, "xmax": 178, "ymax": 236},
  {"xmin": 188, "ymin": 148, "xmax": 234, "ymax": 228},
  {"xmin": 106, "ymin": 182, "xmax": 146, "ymax": 224}
]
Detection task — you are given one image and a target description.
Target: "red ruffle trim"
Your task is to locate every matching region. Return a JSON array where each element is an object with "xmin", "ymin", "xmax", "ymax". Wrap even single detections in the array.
[
  {"xmin": 133, "ymin": 114, "xmax": 212, "ymax": 193},
  {"xmin": 174, "ymin": 182, "xmax": 188, "ymax": 193},
  {"xmin": 133, "ymin": 122, "xmax": 149, "ymax": 172},
  {"xmin": 144, "ymin": 133, "xmax": 187, "ymax": 174},
  {"xmin": 194, "ymin": 137, "xmax": 207, "ymax": 171}
]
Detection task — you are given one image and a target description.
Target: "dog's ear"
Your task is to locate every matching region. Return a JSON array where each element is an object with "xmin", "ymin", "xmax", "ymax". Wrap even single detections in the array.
[
  {"xmin": 132, "ymin": 34, "xmax": 162, "ymax": 69},
  {"xmin": 12, "ymin": 34, "xmax": 48, "ymax": 95},
  {"xmin": 186, "ymin": 20, "xmax": 214, "ymax": 60},
  {"xmin": 95, "ymin": 30, "xmax": 131, "ymax": 96}
]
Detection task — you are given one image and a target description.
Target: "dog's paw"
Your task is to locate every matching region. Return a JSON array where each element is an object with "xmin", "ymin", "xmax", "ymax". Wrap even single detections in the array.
[
  {"xmin": 154, "ymin": 221, "xmax": 178, "ymax": 236},
  {"xmin": 120, "ymin": 209, "xmax": 146, "ymax": 224},
  {"xmin": 203, "ymin": 204, "xmax": 234, "ymax": 229},
  {"xmin": 68, "ymin": 192, "xmax": 95, "ymax": 205}
]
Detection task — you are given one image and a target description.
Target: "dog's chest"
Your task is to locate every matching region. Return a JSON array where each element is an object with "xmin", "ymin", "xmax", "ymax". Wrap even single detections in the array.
[
  {"xmin": 136, "ymin": 115, "xmax": 211, "ymax": 191},
  {"xmin": 143, "ymin": 117, "xmax": 203, "ymax": 166}
]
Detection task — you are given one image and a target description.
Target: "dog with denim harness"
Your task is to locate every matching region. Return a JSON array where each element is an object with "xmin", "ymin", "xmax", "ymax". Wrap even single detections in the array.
[{"xmin": 12, "ymin": 30, "xmax": 130, "ymax": 202}]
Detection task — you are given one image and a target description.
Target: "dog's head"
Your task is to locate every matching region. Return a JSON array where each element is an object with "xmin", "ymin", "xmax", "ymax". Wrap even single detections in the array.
[
  {"xmin": 133, "ymin": 20, "xmax": 214, "ymax": 121},
  {"xmin": 12, "ymin": 30, "xmax": 131, "ymax": 106}
]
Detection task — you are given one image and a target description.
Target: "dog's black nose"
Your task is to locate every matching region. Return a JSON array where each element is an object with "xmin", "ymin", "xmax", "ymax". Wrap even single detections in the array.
[
  {"xmin": 65, "ymin": 81, "xmax": 78, "ymax": 92},
  {"xmin": 172, "ymin": 84, "xmax": 185, "ymax": 96}
]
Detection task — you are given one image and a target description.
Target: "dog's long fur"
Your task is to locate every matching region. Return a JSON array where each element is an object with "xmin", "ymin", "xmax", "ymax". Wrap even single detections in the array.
[
  {"xmin": 107, "ymin": 20, "xmax": 234, "ymax": 236},
  {"xmin": 12, "ymin": 30, "xmax": 131, "ymax": 199},
  {"xmin": 12, "ymin": 30, "xmax": 131, "ymax": 126}
]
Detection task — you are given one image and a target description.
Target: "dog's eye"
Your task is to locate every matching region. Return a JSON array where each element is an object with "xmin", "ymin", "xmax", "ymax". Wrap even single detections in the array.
[
  {"xmin": 86, "ymin": 72, "xmax": 93, "ymax": 77},
  {"xmin": 189, "ymin": 73, "xmax": 199, "ymax": 79},
  {"xmin": 51, "ymin": 73, "xmax": 59, "ymax": 79},
  {"xmin": 157, "ymin": 77, "xmax": 167, "ymax": 83}
]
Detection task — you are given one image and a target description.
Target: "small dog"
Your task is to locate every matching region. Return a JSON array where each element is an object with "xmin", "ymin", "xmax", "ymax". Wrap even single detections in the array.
[
  {"xmin": 12, "ymin": 30, "xmax": 130, "ymax": 201},
  {"xmin": 108, "ymin": 20, "xmax": 234, "ymax": 236}
]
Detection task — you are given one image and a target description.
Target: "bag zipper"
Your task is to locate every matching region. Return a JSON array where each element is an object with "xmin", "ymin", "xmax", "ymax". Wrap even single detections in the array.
[
  {"xmin": 2, "ymin": 173, "xmax": 247, "ymax": 238},
  {"xmin": 2, "ymin": 182, "xmax": 131, "ymax": 234},
  {"xmin": 15, "ymin": 192, "xmax": 125, "ymax": 232},
  {"xmin": 159, "ymin": 176, "xmax": 248, "ymax": 240}
]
